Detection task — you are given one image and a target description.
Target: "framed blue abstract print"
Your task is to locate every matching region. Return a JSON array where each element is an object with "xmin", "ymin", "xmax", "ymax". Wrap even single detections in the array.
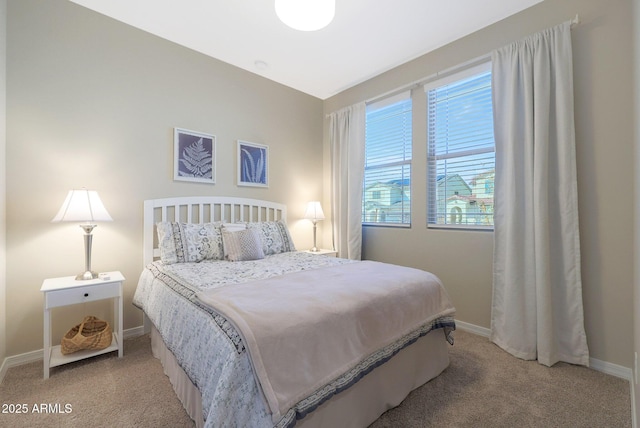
[{"xmin": 237, "ymin": 140, "xmax": 268, "ymax": 187}]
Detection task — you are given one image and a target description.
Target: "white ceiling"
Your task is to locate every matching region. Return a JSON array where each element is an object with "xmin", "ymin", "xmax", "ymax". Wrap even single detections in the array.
[{"xmin": 69, "ymin": 0, "xmax": 542, "ymax": 100}]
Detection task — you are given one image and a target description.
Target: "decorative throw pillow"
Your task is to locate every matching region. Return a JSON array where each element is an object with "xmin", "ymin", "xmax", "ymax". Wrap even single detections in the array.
[
  {"xmin": 156, "ymin": 222, "xmax": 223, "ymax": 264},
  {"xmin": 221, "ymin": 228, "xmax": 265, "ymax": 262},
  {"xmin": 221, "ymin": 223, "xmax": 246, "ymax": 259},
  {"xmin": 246, "ymin": 220, "xmax": 296, "ymax": 255}
]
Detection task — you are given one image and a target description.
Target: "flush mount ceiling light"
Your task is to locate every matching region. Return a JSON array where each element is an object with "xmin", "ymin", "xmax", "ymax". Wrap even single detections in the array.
[
  {"xmin": 254, "ymin": 60, "xmax": 268, "ymax": 71},
  {"xmin": 275, "ymin": 0, "xmax": 335, "ymax": 31}
]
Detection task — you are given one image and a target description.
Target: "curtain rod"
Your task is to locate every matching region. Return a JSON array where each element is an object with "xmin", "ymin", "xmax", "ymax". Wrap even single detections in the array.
[
  {"xmin": 570, "ymin": 13, "xmax": 580, "ymax": 28},
  {"xmin": 364, "ymin": 53, "xmax": 491, "ymax": 105},
  {"xmin": 327, "ymin": 13, "xmax": 580, "ymax": 115}
]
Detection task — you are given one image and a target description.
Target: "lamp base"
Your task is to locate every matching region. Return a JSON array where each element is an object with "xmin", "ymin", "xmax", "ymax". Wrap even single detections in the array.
[
  {"xmin": 76, "ymin": 270, "xmax": 99, "ymax": 281},
  {"xmin": 77, "ymin": 224, "xmax": 98, "ymax": 281}
]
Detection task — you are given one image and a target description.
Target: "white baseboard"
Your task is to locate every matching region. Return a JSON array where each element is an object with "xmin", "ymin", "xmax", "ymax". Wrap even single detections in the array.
[
  {"xmin": 455, "ymin": 319, "xmax": 633, "ymax": 382},
  {"xmin": 123, "ymin": 325, "xmax": 145, "ymax": 340},
  {"xmin": 590, "ymin": 357, "xmax": 634, "ymax": 381},
  {"xmin": 0, "ymin": 348, "xmax": 41, "ymax": 384},
  {"xmin": 0, "ymin": 325, "xmax": 146, "ymax": 385},
  {"xmin": 455, "ymin": 320, "xmax": 491, "ymax": 337}
]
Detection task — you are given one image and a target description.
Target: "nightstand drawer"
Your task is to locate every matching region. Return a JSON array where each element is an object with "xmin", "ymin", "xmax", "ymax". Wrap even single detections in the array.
[{"xmin": 45, "ymin": 282, "xmax": 120, "ymax": 309}]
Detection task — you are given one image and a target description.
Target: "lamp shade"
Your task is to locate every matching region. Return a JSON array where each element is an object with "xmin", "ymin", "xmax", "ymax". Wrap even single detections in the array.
[
  {"xmin": 275, "ymin": 0, "xmax": 335, "ymax": 31},
  {"xmin": 304, "ymin": 201, "xmax": 325, "ymax": 221},
  {"xmin": 52, "ymin": 189, "xmax": 112, "ymax": 223}
]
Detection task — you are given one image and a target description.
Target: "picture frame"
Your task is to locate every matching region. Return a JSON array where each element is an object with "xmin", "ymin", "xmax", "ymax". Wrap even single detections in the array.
[
  {"xmin": 174, "ymin": 128, "xmax": 216, "ymax": 184},
  {"xmin": 237, "ymin": 140, "xmax": 269, "ymax": 187}
]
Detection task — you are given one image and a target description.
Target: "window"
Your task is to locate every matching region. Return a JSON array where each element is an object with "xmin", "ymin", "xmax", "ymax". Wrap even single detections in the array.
[
  {"xmin": 425, "ymin": 63, "xmax": 495, "ymax": 229},
  {"xmin": 362, "ymin": 91, "xmax": 412, "ymax": 226}
]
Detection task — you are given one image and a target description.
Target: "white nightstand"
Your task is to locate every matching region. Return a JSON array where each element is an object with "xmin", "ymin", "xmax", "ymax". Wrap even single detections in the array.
[
  {"xmin": 302, "ymin": 249, "xmax": 338, "ymax": 257},
  {"xmin": 40, "ymin": 271, "xmax": 124, "ymax": 379}
]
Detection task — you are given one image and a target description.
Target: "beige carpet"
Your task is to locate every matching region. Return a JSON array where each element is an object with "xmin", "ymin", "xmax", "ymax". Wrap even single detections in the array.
[{"xmin": 0, "ymin": 330, "xmax": 631, "ymax": 427}]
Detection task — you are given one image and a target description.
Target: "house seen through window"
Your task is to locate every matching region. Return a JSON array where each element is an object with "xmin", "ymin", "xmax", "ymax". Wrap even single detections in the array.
[
  {"xmin": 425, "ymin": 63, "xmax": 495, "ymax": 229},
  {"xmin": 362, "ymin": 91, "xmax": 412, "ymax": 226}
]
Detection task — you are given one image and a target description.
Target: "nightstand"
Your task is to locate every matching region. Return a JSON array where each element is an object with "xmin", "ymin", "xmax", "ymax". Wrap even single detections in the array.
[
  {"xmin": 302, "ymin": 249, "xmax": 338, "ymax": 257},
  {"xmin": 40, "ymin": 271, "xmax": 124, "ymax": 379}
]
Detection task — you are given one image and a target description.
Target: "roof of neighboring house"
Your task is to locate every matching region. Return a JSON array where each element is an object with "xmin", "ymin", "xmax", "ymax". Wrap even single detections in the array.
[
  {"xmin": 436, "ymin": 174, "xmax": 472, "ymax": 193},
  {"xmin": 365, "ymin": 181, "xmax": 396, "ymax": 191},
  {"xmin": 469, "ymin": 169, "xmax": 495, "ymax": 186},
  {"xmin": 365, "ymin": 180, "xmax": 409, "ymax": 191},
  {"xmin": 387, "ymin": 178, "xmax": 410, "ymax": 187}
]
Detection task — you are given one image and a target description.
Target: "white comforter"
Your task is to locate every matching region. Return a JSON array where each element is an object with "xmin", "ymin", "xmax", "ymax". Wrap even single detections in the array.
[{"xmin": 133, "ymin": 252, "xmax": 455, "ymax": 427}]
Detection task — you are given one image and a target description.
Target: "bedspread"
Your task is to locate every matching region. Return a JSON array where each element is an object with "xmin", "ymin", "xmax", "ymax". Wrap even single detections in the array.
[
  {"xmin": 133, "ymin": 252, "xmax": 455, "ymax": 427},
  {"xmin": 197, "ymin": 261, "xmax": 456, "ymax": 425}
]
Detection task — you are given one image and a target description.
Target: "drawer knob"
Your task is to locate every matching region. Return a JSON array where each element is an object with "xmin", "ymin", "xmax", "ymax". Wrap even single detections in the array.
[{"xmin": 84, "ymin": 293, "xmax": 89, "ymax": 297}]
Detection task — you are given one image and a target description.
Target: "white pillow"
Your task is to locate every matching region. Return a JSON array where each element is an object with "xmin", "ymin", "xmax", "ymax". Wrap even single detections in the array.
[
  {"xmin": 221, "ymin": 222, "xmax": 247, "ymax": 233},
  {"xmin": 221, "ymin": 228, "xmax": 265, "ymax": 262}
]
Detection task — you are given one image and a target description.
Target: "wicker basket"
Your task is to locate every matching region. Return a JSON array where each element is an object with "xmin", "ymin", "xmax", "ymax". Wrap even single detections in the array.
[{"xmin": 61, "ymin": 315, "xmax": 112, "ymax": 355}]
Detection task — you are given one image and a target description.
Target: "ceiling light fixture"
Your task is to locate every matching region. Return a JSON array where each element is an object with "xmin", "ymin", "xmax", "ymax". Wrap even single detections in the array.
[
  {"xmin": 254, "ymin": 60, "xmax": 268, "ymax": 71},
  {"xmin": 275, "ymin": 0, "xmax": 335, "ymax": 31}
]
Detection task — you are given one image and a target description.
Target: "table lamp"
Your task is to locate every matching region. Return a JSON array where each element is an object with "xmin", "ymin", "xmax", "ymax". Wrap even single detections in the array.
[
  {"xmin": 304, "ymin": 201, "xmax": 325, "ymax": 252},
  {"xmin": 52, "ymin": 189, "xmax": 112, "ymax": 280}
]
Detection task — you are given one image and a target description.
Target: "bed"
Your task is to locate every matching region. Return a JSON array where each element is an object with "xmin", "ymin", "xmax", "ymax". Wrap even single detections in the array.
[{"xmin": 133, "ymin": 196, "xmax": 456, "ymax": 428}]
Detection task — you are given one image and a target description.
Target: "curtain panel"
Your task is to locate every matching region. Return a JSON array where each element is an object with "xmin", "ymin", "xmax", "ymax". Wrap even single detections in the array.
[
  {"xmin": 329, "ymin": 103, "xmax": 366, "ymax": 260},
  {"xmin": 490, "ymin": 22, "xmax": 589, "ymax": 367}
]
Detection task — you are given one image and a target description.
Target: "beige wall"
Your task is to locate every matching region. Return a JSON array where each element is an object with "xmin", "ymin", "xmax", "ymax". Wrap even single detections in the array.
[
  {"xmin": 6, "ymin": 0, "xmax": 325, "ymax": 355},
  {"xmin": 325, "ymin": 0, "xmax": 634, "ymax": 367},
  {"xmin": 634, "ymin": 0, "xmax": 640, "ymax": 417},
  {"xmin": 0, "ymin": 0, "xmax": 6, "ymax": 366}
]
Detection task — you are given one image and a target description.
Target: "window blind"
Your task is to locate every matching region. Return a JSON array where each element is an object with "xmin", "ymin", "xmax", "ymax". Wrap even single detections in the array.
[
  {"xmin": 362, "ymin": 91, "xmax": 412, "ymax": 226},
  {"xmin": 425, "ymin": 63, "xmax": 495, "ymax": 228}
]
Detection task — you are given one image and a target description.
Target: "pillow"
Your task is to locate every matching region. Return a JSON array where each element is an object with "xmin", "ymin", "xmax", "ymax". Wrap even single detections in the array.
[
  {"xmin": 246, "ymin": 220, "xmax": 296, "ymax": 255},
  {"xmin": 221, "ymin": 222, "xmax": 247, "ymax": 233},
  {"xmin": 221, "ymin": 228, "xmax": 265, "ymax": 262},
  {"xmin": 156, "ymin": 222, "xmax": 223, "ymax": 264},
  {"xmin": 221, "ymin": 223, "xmax": 247, "ymax": 259}
]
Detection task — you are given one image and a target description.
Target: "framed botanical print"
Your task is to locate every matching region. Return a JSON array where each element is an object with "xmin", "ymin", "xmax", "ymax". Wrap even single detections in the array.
[
  {"xmin": 174, "ymin": 128, "xmax": 216, "ymax": 184},
  {"xmin": 237, "ymin": 140, "xmax": 268, "ymax": 187}
]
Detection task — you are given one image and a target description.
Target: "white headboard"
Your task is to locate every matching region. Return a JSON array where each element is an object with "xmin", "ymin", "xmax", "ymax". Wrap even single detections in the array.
[{"xmin": 143, "ymin": 196, "xmax": 287, "ymax": 265}]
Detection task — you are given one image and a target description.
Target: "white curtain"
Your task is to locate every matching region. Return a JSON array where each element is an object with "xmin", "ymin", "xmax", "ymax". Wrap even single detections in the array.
[
  {"xmin": 490, "ymin": 22, "xmax": 589, "ymax": 367},
  {"xmin": 329, "ymin": 103, "xmax": 366, "ymax": 260}
]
